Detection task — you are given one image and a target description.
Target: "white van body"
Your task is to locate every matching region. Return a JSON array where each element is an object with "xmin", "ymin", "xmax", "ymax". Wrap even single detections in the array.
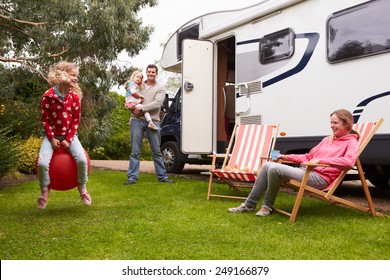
[{"xmin": 160, "ymin": 0, "xmax": 390, "ymax": 187}]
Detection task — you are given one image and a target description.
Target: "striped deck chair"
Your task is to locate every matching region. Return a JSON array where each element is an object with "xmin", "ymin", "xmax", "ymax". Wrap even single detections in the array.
[
  {"xmin": 207, "ymin": 123, "xmax": 279, "ymax": 200},
  {"xmin": 273, "ymin": 118, "xmax": 384, "ymax": 223}
]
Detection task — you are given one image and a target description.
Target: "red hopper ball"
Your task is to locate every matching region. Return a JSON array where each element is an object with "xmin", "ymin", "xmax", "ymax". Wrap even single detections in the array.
[{"xmin": 36, "ymin": 148, "xmax": 90, "ymax": 191}]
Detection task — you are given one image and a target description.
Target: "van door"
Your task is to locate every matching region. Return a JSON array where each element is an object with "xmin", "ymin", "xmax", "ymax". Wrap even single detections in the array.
[{"xmin": 181, "ymin": 39, "xmax": 213, "ymax": 154}]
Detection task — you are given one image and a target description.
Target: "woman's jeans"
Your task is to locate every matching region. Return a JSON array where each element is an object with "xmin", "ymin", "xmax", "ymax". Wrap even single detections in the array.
[
  {"xmin": 38, "ymin": 135, "xmax": 88, "ymax": 189},
  {"xmin": 245, "ymin": 162, "xmax": 328, "ymax": 209},
  {"xmin": 127, "ymin": 118, "xmax": 168, "ymax": 181}
]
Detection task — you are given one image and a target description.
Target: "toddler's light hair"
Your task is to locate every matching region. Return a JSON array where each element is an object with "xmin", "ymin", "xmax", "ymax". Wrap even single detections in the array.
[{"xmin": 129, "ymin": 70, "xmax": 144, "ymax": 89}]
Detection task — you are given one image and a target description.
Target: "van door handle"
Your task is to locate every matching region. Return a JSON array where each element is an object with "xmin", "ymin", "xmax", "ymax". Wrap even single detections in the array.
[{"xmin": 184, "ymin": 81, "xmax": 194, "ymax": 91}]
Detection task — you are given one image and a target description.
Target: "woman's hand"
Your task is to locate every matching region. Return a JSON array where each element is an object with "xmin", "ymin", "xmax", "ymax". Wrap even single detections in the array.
[{"xmin": 278, "ymin": 154, "xmax": 286, "ymax": 160}]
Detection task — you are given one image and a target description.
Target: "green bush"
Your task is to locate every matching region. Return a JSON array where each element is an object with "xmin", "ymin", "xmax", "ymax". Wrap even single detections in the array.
[
  {"xmin": 98, "ymin": 92, "xmax": 153, "ymax": 160},
  {"xmin": 88, "ymin": 146, "xmax": 110, "ymax": 160},
  {"xmin": 0, "ymin": 128, "xmax": 21, "ymax": 179},
  {"xmin": 102, "ymin": 131, "xmax": 131, "ymax": 160},
  {"xmin": 4, "ymin": 100, "xmax": 41, "ymax": 139},
  {"xmin": 17, "ymin": 135, "xmax": 42, "ymax": 174},
  {"xmin": 101, "ymin": 132, "xmax": 153, "ymax": 161}
]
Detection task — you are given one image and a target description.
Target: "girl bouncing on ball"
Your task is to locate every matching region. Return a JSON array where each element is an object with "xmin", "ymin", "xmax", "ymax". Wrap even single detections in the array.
[{"xmin": 37, "ymin": 61, "xmax": 91, "ymax": 209}]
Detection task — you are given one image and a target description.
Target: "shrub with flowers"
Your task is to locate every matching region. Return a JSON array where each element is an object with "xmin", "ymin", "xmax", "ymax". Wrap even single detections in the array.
[{"xmin": 17, "ymin": 135, "xmax": 43, "ymax": 174}]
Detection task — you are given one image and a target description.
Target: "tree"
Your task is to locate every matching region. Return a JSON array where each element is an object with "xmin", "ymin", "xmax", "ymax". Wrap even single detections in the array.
[
  {"xmin": 0, "ymin": 65, "xmax": 45, "ymax": 138},
  {"xmin": 0, "ymin": 0, "xmax": 158, "ymax": 152},
  {"xmin": 1, "ymin": 0, "xmax": 156, "ymax": 70}
]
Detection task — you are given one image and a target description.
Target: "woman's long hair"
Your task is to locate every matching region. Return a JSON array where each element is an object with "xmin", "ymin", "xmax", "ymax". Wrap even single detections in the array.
[{"xmin": 330, "ymin": 109, "xmax": 359, "ymax": 139}]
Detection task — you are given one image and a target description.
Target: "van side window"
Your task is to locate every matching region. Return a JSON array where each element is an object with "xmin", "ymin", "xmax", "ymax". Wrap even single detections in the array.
[
  {"xmin": 327, "ymin": 0, "xmax": 390, "ymax": 63},
  {"xmin": 177, "ymin": 23, "xmax": 200, "ymax": 60},
  {"xmin": 259, "ymin": 28, "xmax": 295, "ymax": 64}
]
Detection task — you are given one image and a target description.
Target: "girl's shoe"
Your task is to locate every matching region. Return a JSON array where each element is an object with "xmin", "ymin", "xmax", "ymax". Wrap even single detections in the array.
[
  {"xmin": 37, "ymin": 190, "xmax": 49, "ymax": 209},
  {"xmin": 80, "ymin": 191, "xmax": 92, "ymax": 206},
  {"xmin": 148, "ymin": 122, "xmax": 158, "ymax": 131}
]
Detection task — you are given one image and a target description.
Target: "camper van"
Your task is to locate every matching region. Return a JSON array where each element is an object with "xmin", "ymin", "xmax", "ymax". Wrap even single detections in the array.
[{"xmin": 159, "ymin": 0, "xmax": 390, "ymax": 188}]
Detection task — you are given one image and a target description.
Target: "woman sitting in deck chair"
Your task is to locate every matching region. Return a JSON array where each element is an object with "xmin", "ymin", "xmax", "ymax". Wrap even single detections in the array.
[{"xmin": 228, "ymin": 109, "xmax": 359, "ymax": 217}]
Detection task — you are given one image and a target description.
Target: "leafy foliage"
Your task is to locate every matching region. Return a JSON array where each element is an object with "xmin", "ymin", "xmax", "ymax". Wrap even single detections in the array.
[
  {"xmin": 99, "ymin": 93, "xmax": 131, "ymax": 159},
  {"xmin": 0, "ymin": 128, "xmax": 21, "ymax": 179},
  {"xmin": 1, "ymin": 0, "xmax": 156, "ymax": 70},
  {"xmin": 16, "ymin": 135, "xmax": 42, "ymax": 174},
  {"xmin": 95, "ymin": 92, "xmax": 153, "ymax": 160},
  {"xmin": 0, "ymin": 65, "xmax": 45, "ymax": 139},
  {"xmin": 0, "ymin": 0, "xmax": 158, "ymax": 159}
]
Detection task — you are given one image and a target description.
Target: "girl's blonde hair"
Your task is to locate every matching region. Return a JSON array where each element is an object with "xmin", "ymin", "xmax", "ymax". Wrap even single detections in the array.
[
  {"xmin": 47, "ymin": 61, "xmax": 83, "ymax": 99},
  {"xmin": 130, "ymin": 70, "xmax": 144, "ymax": 89}
]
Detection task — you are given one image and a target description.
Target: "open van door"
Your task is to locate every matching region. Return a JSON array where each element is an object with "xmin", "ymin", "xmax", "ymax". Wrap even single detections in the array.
[{"xmin": 181, "ymin": 39, "xmax": 213, "ymax": 154}]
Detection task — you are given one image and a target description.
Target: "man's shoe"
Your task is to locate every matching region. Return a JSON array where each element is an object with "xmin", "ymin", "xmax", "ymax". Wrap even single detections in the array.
[
  {"xmin": 124, "ymin": 179, "xmax": 136, "ymax": 185},
  {"xmin": 159, "ymin": 178, "xmax": 174, "ymax": 183}
]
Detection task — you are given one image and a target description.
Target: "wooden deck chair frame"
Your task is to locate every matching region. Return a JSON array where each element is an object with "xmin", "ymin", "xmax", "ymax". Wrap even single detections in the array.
[
  {"xmin": 207, "ymin": 123, "xmax": 279, "ymax": 200},
  {"xmin": 273, "ymin": 118, "xmax": 384, "ymax": 223}
]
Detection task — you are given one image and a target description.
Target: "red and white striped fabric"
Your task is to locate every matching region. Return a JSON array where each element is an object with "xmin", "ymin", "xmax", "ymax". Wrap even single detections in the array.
[
  {"xmin": 352, "ymin": 121, "xmax": 375, "ymax": 152},
  {"xmin": 213, "ymin": 124, "xmax": 275, "ymax": 182}
]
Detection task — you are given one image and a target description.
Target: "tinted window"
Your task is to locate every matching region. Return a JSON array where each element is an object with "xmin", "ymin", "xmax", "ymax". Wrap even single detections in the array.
[
  {"xmin": 177, "ymin": 24, "xmax": 199, "ymax": 60},
  {"xmin": 327, "ymin": 0, "xmax": 390, "ymax": 63},
  {"xmin": 259, "ymin": 28, "xmax": 295, "ymax": 64}
]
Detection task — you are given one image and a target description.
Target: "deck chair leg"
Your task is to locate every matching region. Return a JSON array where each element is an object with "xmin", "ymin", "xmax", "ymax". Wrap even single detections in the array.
[
  {"xmin": 207, "ymin": 173, "xmax": 214, "ymax": 200},
  {"xmin": 289, "ymin": 168, "xmax": 312, "ymax": 223},
  {"xmin": 207, "ymin": 156, "xmax": 217, "ymax": 200},
  {"xmin": 356, "ymin": 160, "xmax": 377, "ymax": 216}
]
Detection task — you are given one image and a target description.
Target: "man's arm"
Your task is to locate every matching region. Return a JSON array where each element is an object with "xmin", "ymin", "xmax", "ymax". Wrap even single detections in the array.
[{"xmin": 138, "ymin": 85, "xmax": 165, "ymax": 112}]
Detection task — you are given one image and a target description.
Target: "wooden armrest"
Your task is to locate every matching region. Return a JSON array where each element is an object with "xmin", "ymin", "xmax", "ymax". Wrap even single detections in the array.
[
  {"xmin": 301, "ymin": 162, "xmax": 330, "ymax": 167},
  {"xmin": 278, "ymin": 159, "xmax": 297, "ymax": 165},
  {"xmin": 279, "ymin": 160, "xmax": 330, "ymax": 168},
  {"xmin": 209, "ymin": 153, "xmax": 231, "ymax": 172},
  {"xmin": 208, "ymin": 153, "xmax": 230, "ymax": 158}
]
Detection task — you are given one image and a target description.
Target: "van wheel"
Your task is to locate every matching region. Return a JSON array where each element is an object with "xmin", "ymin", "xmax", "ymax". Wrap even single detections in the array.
[
  {"xmin": 161, "ymin": 141, "xmax": 185, "ymax": 174},
  {"xmin": 365, "ymin": 165, "xmax": 390, "ymax": 189},
  {"xmin": 368, "ymin": 175, "xmax": 390, "ymax": 189}
]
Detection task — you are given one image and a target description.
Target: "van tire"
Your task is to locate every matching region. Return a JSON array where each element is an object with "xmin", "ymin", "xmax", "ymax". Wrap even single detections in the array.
[
  {"xmin": 367, "ymin": 174, "xmax": 390, "ymax": 189},
  {"xmin": 365, "ymin": 165, "xmax": 390, "ymax": 189},
  {"xmin": 161, "ymin": 141, "xmax": 185, "ymax": 174}
]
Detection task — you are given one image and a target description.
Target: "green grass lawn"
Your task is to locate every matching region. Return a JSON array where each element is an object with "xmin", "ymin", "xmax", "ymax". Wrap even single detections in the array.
[{"xmin": 1, "ymin": 169, "xmax": 389, "ymax": 260}]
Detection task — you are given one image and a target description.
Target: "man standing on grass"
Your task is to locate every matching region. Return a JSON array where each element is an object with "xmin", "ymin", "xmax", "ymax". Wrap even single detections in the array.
[{"xmin": 124, "ymin": 64, "xmax": 173, "ymax": 185}]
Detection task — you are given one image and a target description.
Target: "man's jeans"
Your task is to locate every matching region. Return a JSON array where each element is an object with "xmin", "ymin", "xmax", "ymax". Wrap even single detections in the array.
[{"xmin": 127, "ymin": 118, "xmax": 168, "ymax": 181}]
